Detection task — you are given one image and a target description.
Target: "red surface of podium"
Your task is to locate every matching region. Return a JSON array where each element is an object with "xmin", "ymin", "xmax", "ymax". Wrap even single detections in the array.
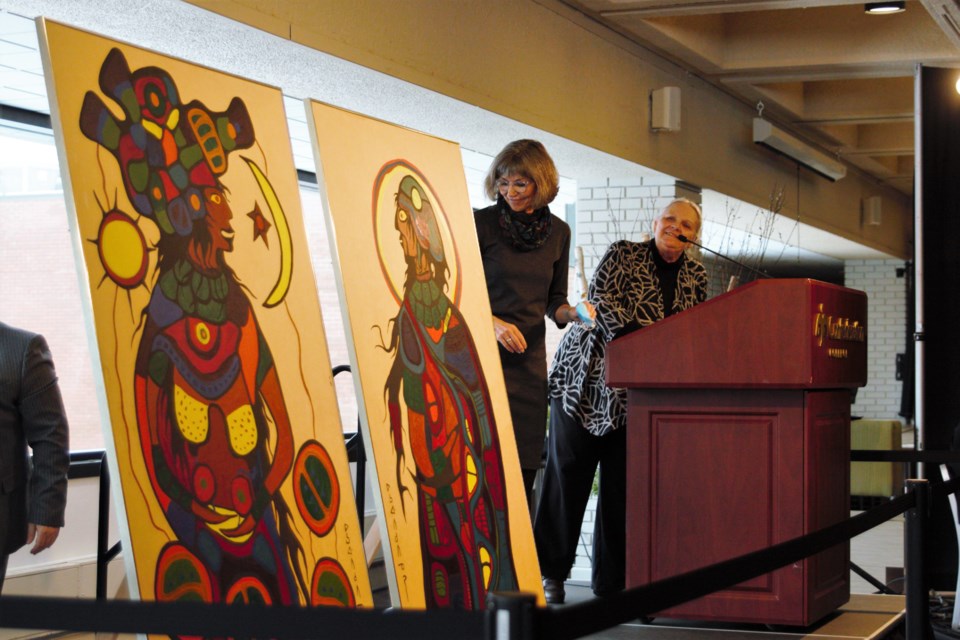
[{"xmin": 606, "ymin": 278, "xmax": 867, "ymax": 626}]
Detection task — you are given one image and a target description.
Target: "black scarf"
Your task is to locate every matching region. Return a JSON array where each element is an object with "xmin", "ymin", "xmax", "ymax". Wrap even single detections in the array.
[{"xmin": 497, "ymin": 195, "xmax": 553, "ymax": 251}]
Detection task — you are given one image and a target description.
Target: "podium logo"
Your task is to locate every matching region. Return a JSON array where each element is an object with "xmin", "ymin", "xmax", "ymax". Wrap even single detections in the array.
[{"xmin": 813, "ymin": 303, "xmax": 866, "ymax": 354}]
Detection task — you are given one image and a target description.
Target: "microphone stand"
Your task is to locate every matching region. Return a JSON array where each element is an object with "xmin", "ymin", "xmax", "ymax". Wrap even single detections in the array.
[{"xmin": 676, "ymin": 234, "xmax": 771, "ymax": 290}]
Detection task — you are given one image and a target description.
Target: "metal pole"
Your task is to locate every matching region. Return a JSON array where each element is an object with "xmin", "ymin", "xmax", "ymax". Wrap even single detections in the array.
[
  {"xmin": 913, "ymin": 64, "xmax": 926, "ymax": 479},
  {"xmin": 96, "ymin": 452, "xmax": 110, "ymax": 601},
  {"xmin": 355, "ymin": 422, "xmax": 366, "ymax": 525},
  {"xmin": 486, "ymin": 592, "xmax": 536, "ymax": 640},
  {"xmin": 905, "ymin": 478, "xmax": 930, "ymax": 640}
]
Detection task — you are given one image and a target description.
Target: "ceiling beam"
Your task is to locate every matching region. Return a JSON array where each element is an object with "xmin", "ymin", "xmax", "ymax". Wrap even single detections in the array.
[{"xmin": 597, "ymin": 0, "xmax": 862, "ymax": 18}]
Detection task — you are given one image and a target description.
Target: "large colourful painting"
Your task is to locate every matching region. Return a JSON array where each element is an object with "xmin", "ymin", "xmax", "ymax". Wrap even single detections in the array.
[
  {"xmin": 37, "ymin": 19, "xmax": 372, "ymax": 609},
  {"xmin": 307, "ymin": 101, "xmax": 543, "ymax": 609}
]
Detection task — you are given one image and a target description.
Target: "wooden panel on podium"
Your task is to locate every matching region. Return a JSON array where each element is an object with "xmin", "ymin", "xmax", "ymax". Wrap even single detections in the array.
[{"xmin": 608, "ymin": 279, "xmax": 866, "ymax": 627}]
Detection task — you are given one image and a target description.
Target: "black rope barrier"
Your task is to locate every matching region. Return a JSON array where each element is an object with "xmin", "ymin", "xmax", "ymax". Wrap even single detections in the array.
[
  {"xmin": 5, "ymin": 445, "xmax": 953, "ymax": 639},
  {"xmin": 0, "ymin": 594, "xmax": 489, "ymax": 640},
  {"xmin": 534, "ymin": 494, "xmax": 914, "ymax": 640},
  {"xmin": 851, "ymin": 449, "xmax": 960, "ymax": 464},
  {"xmin": 0, "ymin": 493, "xmax": 911, "ymax": 640}
]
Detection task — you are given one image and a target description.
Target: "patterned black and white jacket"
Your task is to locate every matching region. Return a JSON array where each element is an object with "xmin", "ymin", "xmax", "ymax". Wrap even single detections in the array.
[{"xmin": 547, "ymin": 239, "xmax": 708, "ymax": 436}]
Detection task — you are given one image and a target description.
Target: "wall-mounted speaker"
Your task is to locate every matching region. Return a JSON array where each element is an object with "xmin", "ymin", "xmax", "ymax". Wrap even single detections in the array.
[
  {"xmin": 862, "ymin": 195, "xmax": 882, "ymax": 226},
  {"xmin": 651, "ymin": 86, "xmax": 681, "ymax": 132}
]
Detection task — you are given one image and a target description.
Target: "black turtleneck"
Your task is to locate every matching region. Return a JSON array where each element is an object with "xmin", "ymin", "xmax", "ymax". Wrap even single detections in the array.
[
  {"xmin": 611, "ymin": 241, "xmax": 685, "ymax": 341},
  {"xmin": 651, "ymin": 241, "xmax": 683, "ymax": 317}
]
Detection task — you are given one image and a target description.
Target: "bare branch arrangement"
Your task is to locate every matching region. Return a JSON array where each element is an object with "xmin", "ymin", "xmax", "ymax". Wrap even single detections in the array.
[
  {"xmin": 703, "ymin": 184, "xmax": 796, "ymax": 291},
  {"xmin": 587, "ymin": 180, "xmax": 657, "ymax": 271}
]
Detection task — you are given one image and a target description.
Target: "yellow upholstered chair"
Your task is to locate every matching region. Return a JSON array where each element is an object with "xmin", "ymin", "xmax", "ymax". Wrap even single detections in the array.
[{"xmin": 850, "ymin": 419, "xmax": 904, "ymax": 499}]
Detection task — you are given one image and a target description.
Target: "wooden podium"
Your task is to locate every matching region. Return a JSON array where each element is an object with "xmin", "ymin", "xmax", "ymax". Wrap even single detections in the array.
[{"xmin": 606, "ymin": 278, "xmax": 867, "ymax": 626}]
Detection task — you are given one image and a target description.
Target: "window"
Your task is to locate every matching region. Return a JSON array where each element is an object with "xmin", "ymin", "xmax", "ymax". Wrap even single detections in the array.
[
  {"xmin": 1, "ymin": 114, "xmax": 577, "ymax": 450},
  {"xmin": 0, "ymin": 123, "xmax": 365, "ymax": 449},
  {"xmin": 0, "ymin": 124, "xmax": 102, "ymax": 450}
]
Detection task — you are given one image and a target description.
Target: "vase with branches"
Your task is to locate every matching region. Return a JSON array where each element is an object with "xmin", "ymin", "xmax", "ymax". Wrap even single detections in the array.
[{"xmin": 700, "ymin": 185, "xmax": 796, "ymax": 293}]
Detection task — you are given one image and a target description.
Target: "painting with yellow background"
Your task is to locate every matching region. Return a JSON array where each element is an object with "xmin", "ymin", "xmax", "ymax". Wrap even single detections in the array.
[{"xmin": 38, "ymin": 18, "xmax": 372, "ymax": 611}]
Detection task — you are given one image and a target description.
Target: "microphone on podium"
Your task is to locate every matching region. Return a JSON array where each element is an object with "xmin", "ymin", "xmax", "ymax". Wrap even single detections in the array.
[{"xmin": 676, "ymin": 234, "xmax": 771, "ymax": 290}]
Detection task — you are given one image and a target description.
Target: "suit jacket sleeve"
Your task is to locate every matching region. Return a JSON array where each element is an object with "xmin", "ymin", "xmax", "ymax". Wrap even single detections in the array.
[{"xmin": 19, "ymin": 335, "xmax": 70, "ymax": 527}]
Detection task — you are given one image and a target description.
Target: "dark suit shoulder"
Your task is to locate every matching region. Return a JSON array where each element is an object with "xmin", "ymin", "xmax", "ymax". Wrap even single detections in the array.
[{"xmin": 0, "ymin": 321, "xmax": 38, "ymax": 354}]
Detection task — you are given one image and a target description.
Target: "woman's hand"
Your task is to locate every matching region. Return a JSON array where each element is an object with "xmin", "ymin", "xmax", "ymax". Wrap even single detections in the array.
[
  {"xmin": 557, "ymin": 302, "xmax": 596, "ymax": 327},
  {"xmin": 493, "ymin": 316, "xmax": 527, "ymax": 353},
  {"xmin": 575, "ymin": 301, "xmax": 597, "ymax": 326}
]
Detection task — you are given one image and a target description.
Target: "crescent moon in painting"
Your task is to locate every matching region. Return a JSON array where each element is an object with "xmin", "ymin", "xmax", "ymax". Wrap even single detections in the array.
[{"xmin": 243, "ymin": 157, "xmax": 293, "ymax": 308}]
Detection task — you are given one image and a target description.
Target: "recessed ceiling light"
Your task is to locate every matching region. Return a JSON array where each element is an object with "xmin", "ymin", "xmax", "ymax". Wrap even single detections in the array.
[{"xmin": 864, "ymin": 2, "xmax": 905, "ymax": 14}]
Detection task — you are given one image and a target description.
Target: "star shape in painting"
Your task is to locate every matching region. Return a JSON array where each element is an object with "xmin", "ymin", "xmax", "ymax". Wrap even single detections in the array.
[{"xmin": 247, "ymin": 202, "xmax": 271, "ymax": 247}]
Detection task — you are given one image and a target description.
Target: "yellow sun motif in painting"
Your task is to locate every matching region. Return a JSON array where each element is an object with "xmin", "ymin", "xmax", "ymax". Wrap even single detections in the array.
[{"xmin": 95, "ymin": 209, "xmax": 149, "ymax": 289}]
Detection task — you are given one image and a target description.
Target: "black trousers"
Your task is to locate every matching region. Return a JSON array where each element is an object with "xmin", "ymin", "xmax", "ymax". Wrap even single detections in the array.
[
  {"xmin": 522, "ymin": 469, "xmax": 538, "ymax": 510},
  {"xmin": 533, "ymin": 398, "xmax": 626, "ymax": 595},
  {"xmin": 0, "ymin": 491, "xmax": 8, "ymax": 595}
]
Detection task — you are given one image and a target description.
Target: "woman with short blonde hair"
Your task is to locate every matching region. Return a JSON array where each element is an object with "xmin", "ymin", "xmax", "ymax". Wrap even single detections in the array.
[
  {"xmin": 536, "ymin": 198, "xmax": 707, "ymax": 604},
  {"xmin": 474, "ymin": 139, "xmax": 594, "ymax": 506},
  {"xmin": 482, "ymin": 139, "xmax": 560, "ymax": 211}
]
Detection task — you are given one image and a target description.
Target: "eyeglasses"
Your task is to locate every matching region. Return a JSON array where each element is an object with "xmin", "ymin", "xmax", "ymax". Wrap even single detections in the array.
[{"xmin": 496, "ymin": 179, "xmax": 533, "ymax": 192}]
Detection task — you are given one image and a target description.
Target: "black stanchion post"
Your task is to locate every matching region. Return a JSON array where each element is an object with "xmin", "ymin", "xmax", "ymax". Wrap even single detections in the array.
[
  {"xmin": 355, "ymin": 426, "xmax": 366, "ymax": 525},
  {"xmin": 486, "ymin": 592, "xmax": 536, "ymax": 640},
  {"xmin": 96, "ymin": 452, "xmax": 110, "ymax": 601},
  {"xmin": 905, "ymin": 478, "xmax": 930, "ymax": 640}
]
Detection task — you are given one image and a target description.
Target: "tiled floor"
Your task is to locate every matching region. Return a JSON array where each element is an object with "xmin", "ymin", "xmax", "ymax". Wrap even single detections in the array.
[
  {"xmin": 549, "ymin": 589, "xmax": 907, "ymax": 640},
  {"xmin": 849, "ymin": 512, "xmax": 904, "ymax": 594}
]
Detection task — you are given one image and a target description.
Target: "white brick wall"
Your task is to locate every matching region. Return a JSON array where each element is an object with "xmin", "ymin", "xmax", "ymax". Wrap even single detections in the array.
[
  {"xmin": 571, "ymin": 493, "xmax": 598, "ymax": 583},
  {"xmin": 845, "ymin": 260, "xmax": 909, "ymax": 424},
  {"xmin": 574, "ymin": 178, "xmax": 691, "ymax": 274}
]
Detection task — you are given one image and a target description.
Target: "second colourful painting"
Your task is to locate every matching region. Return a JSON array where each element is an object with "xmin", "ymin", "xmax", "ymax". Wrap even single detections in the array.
[{"xmin": 308, "ymin": 102, "xmax": 543, "ymax": 609}]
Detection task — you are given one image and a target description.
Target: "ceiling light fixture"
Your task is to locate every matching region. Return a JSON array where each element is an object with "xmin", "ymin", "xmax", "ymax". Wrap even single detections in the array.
[{"xmin": 864, "ymin": 2, "xmax": 905, "ymax": 14}]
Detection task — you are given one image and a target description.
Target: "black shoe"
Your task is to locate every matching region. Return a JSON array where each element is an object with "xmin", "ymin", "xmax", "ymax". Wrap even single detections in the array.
[
  {"xmin": 593, "ymin": 586, "xmax": 623, "ymax": 599},
  {"xmin": 543, "ymin": 577, "xmax": 565, "ymax": 604}
]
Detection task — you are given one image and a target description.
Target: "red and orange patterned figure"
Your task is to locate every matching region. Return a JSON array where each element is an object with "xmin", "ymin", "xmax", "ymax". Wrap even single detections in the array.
[
  {"xmin": 382, "ymin": 173, "xmax": 518, "ymax": 608},
  {"xmin": 78, "ymin": 48, "xmax": 346, "ymax": 607}
]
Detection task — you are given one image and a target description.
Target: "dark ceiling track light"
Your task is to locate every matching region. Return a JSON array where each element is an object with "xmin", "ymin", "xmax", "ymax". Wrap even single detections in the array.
[{"xmin": 865, "ymin": 2, "xmax": 905, "ymax": 14}]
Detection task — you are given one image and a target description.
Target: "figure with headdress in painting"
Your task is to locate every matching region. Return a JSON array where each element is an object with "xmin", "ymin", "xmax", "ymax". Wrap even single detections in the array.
[{"xmin": 78, "ymin": 48, "xmax": 311, "ymax": 606}]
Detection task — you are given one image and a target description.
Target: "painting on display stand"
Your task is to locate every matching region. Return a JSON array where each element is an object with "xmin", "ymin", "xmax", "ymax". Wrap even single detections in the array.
[
  {"xmin": 37, "ymin": 18, "xmax": 372, "ymax": 610},
  {"xmin": 307, "ymin": 100, "xmax": 544, "ymax": 609}
]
